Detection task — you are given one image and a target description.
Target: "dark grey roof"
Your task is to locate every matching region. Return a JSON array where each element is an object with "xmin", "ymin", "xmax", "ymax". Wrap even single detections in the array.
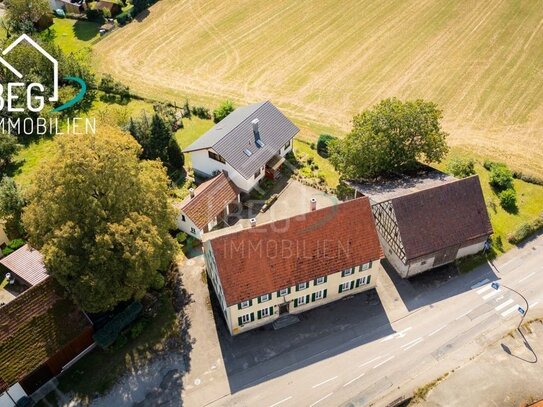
[{"xmin": 183, "ymin": 101, "xmax": 299, "ymax": 179}]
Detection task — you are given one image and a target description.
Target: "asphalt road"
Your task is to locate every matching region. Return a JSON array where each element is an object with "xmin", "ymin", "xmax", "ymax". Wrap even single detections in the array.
[{"xmin": 204, "ymin": 233, "xmax": 543, "ymax": 407}]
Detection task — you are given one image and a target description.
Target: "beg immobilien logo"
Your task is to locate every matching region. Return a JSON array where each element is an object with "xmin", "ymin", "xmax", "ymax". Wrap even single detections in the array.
[{"xmin": 0, "ymin": 34, "xmax": 95, "ymax": 135}]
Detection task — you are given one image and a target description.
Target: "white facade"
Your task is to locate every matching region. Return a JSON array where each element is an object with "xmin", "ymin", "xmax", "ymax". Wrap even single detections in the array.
[
  {"xmin": 176, "ymin": 211, "xmax": 204, "ymax": 240},
  {"xmin": 0, "ymin": 383, "xmax": 27, "ymax": 407},
  {"xmin": 189, "ymin": 140, "xmax": 292, "ymax": 193},
  {"xmin": 204, "ymin": 242, "xmax": 377, "ymax": 335}
]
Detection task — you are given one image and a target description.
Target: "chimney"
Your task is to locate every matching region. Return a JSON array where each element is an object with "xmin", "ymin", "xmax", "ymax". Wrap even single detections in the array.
[
  {"xmin": 251, "ymin": 118, "xmax": 260, "ymax": 140},
  {"xmin": 249, "ymin": 218, "xmax": 257, "ymax": 228},
  {"xmin": 189, "ymin": 188, "xmax": 195, "ymax": 198},
  {"xmin": 310, "ymin": 198, "xmax": 317, "ymax": 211}
]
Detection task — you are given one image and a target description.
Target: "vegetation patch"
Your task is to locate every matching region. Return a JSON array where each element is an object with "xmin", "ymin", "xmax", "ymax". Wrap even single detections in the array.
[{"xmin": 411, "ymin": 372, "xmax": 450, "ymax": 404}]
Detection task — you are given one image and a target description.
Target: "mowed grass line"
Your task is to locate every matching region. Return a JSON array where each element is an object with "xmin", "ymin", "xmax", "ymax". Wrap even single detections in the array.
[{"xmin": 94, "ymin": 0, "xmax": 543, "ymax": 176}]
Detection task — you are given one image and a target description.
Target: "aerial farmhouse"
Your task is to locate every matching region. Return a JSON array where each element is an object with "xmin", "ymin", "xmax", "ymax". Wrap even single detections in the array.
[
  {"xmin": 202, "ymin": 197, "xmax": 383, "ymax": 335},
  {"xmin": 183, "ymin": 101, "xmax": 298, "ymax": 194},
  {"xmin": 371, "ymin": 176, "xmax": 493, "ymax": 278}
]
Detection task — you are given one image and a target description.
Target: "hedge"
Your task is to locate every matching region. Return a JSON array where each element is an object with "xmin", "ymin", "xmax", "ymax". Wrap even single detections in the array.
[
  {"xmin": 92, "ymin": 302, "xmax": 143, "ymax": 348},
  {"xmin": 507, "ymin": 214, "xmax": 543, "ymax": 244}
]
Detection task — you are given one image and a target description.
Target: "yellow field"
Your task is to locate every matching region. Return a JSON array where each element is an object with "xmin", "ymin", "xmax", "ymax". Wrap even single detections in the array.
[{"xmin": 94, "ymin": 0, "xmax": 543, "ymax": 175}]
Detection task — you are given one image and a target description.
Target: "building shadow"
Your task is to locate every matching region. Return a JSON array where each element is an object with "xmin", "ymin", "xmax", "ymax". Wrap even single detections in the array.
[
  {"xmin": 382, "ymin": 258, "xmax": 499, "ymax": 312},
  {"xmin": 209, "ymin": 286, "xmax": 394, "ymax": 394}
]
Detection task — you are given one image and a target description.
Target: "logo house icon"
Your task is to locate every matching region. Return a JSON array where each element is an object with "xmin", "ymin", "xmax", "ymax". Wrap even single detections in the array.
[{"xmin": 0, "ymin": 34, "xmax": 59, "ymax": 112}]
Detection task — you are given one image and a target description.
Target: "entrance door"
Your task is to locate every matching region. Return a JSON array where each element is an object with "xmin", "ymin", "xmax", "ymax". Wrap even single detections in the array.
[{"xmin": 279, "ymin": 303, "xmax": 289, "ymax": 315}]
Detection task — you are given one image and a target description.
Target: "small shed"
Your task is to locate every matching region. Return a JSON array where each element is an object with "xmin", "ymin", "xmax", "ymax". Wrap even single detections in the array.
[
  {"xmin": 95, "ymin": 0, "xmax": 122, "ymax": 17},
  {"xmin": 0, "ymin": 245, "xmax": 48, "ymax": 288}
]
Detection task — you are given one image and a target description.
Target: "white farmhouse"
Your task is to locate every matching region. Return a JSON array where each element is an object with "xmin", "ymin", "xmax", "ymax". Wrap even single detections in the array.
[{"xmin": 183, "ymin": 101, "xmax": 299, "ymax": 193}]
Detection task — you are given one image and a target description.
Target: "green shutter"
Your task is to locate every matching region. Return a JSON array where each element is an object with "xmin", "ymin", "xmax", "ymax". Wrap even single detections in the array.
[
  {"xmin": 341, "ymin": 270, "xmax": 345, "ymax": 277},
  {"xmin": 339, "ymin": 284, "xmax": 343, "ymax": 293},
  {"xmin": 238, "ymin": 316, "xmax": 242, "ymax": 326},
  {"xmin": 294, "ymin": 298, "xmax": 298, "ymax": 307},
  {"xmin": 287, "ymin": 287, "xmax": 291, "ymax": 294},
  {"xmin": 269, "ymin": 306, "xmax": 273, "ymax": 316},
  {"xmin": 257, "ymin": 310, "xmax": 261, "ymax": 319},
  {"xmin": 350, "ymin": 281, "xmax": 355, "ymax": 290},
  {"xmin": 355, "ymin": 278, "xmax": 360, "ymax": 288},
  {"xmin": 296, "ymin": 284, "xmax": 300, "ymax": 292},
  {"xmin": 369, "ymin": 261, "xmax": 373, "ymax": 269},
  {"xmin": 249, "ymin": 299, "xmax": 253, "ymax": 306},
  {"xmin": 250, "ymin": 313, "xmax": 255, "ymax": 322},
  {"xmin": 323, "ymin": 289, "xmax": 327, "ymax": 298},
  {"xmin": 277, "ymin": 289, "xmax": 281, "ymax": 296},
  {"xmin": 258, "ymin": 296, "xmax": 261, "ymax": 304},
  {"xmin": 237, "ymin": 303, "xmax": 241, "ymax": 310},
  {"xmin": 367, "ymin": 275, "xmax": 371, "ymax": 285},
  {"xmin": 324, "ymin": 276, "xmax": 327, "ymax": 283},
  {"xmin": 306, "ymin": 294, "xmax": 310, "ymax": 304},
  {"xmin": 313, "ymin": 278, "xmax": 318, "ymax": 285},
  {"xmin": 312, "ymin": 292, "xmax": 316, "ymax": 302}
]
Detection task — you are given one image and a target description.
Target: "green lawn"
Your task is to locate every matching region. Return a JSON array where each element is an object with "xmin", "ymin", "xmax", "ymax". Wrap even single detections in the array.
[
  {"xmin": 434, "ymin": 149, "xmax": 543, "ymax": 253},
  {"xmin": 48, "ymin": 18, "xmax": 101, "ymax": 55}
]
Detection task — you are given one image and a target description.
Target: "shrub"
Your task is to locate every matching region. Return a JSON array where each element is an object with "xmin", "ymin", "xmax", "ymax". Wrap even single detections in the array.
[
  {"xmin": 212, "ymin": 100, "xmax": 235, "ymax": 123},
  {"xmin": 499, "ymin": 188, "xmax": 517, "ymax": 212},
  {"xmin": 489, "ymin": 163, "xmax": 513, "ymax": 191},
  {"xmin": 316, "ymin": 134, "xmax": 337, "ymax": 158},
  {"xmin": 512, "ymin": 170, "xmax": 543, "ymax": 186},
  {"xmin": 116, "ymin": 11, "xmax": 132, "ymax": 25},
  {"xmin": 191, "ymin": 106, "xmax": 211, "ymax": 120},
  {"xmin": 447, "ymin": 156, "xmax": 475, "ymax": 178},
  {"xmin": 176, "ymin": 231, "xmax": 187, "ymax": 244},
  {"xmin": 483, "ymin": 160, "xmax": 499, "ymax": 171},
  {"xmin": 507, "ymin": 215, "xmax": 543, "ymax": 244},
  {"xmin": 151, "ymin": 274, "xmax": 165, "ymax": 290},
  {"xmin": 2, "ymin": 238, "xmax": 26, "ymax": 256},
  {"xmin": 129, "ymin": 320, "xmax": 146, "ymax": 339},
  {"xmin": 86, "ymin": 8, "xmax": 103, "ymax": 22}
]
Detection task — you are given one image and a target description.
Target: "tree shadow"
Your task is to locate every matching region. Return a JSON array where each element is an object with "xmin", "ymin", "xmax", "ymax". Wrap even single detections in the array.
[
  {"xmin": 73, "ymin": 20, "xmax": 101, "ymax": 41},
  {"xmin": 134, "ymin": 9, "xmax": 151, "ymax": 22}
]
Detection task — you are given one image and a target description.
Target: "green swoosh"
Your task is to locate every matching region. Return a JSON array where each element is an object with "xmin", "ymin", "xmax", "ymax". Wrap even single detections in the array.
[{"xmin": 53, "ymin": 76, "xmax": 87, "ymax": 112}]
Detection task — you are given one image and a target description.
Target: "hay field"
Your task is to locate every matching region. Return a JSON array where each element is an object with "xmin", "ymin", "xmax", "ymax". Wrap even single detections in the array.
[{"xmin": 94, "ymin": 0, "xmax": 543, "ymax": 175}]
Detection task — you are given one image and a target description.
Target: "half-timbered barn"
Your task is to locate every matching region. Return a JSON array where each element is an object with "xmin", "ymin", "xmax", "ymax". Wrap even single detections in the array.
[{"xmin": 371, "ymin": 176, "xmax": 492, "ymax": 278}]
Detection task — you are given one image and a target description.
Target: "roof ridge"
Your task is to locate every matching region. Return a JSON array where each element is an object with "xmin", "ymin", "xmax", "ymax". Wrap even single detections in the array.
[
  {"xmin": 388, "ymin": 174, "xmax": 477, "ymax": 202},
  {"xmin": 209, "ymin": 100, "xmax": 270, "ymax": 150},
  {"xmin": 184, "ymin": 173, "xmax": 228, "ymax": 207}
]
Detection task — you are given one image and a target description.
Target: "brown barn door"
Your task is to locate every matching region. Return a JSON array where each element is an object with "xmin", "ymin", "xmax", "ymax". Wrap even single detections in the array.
[{"xmin": 433, "ymin": 245, "xmax": 460, "ymax": 267}]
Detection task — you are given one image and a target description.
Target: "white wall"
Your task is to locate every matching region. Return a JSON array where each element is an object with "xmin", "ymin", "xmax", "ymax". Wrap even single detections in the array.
[
  {"xmin": 0, "ymin": 383, "xmax": 27, "ymax": 407},
  {"xmin": 378, "ymin": 234, "xmax": 409, "ymax": 277},
  {"xmin": 175, "ymin": 210, "xmax": 203, "ymax": 239},
  {"xmin": 457, "ymin": 239, "xmax": 486, "ymax": 258}
]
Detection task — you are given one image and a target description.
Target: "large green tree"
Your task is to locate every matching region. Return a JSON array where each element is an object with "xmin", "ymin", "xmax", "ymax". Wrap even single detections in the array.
[
  {"xmin": 329, "ymin": 98, "xmax": 449, "ymax": 179},
  {"xmin": 4, "ymin": 0, "xmax": 50, "ymax": 33},
  {"xmin": 0, "ymin": 177, "xmax": 25, "ymax": 237},
  {"xmin": 22, "ymin": 128, "xmax": 178, "ymax": 312},
  {"xmin": 0, "ymin": 133, "xmax": 20, "ymax": 169}
]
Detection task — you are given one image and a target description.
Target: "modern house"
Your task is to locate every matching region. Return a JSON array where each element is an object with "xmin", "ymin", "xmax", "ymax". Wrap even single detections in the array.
[
  {"xmin": 203, "ymin": 197, "xmax": 383, "ymax": 335},
  {"xmin": 183, "ymin": 101, "xmax": 299, "ymax": 193},
  {"xmin": 175, "ymin": 172, "xmax": 240, "ymax": 239},
  {"xmin": 0, "ymin": 278, "xmax": 93, "ymax": 406},
  {"xmin": 371, "ymin": 176, "xmax": 493, "ymax": 278}
]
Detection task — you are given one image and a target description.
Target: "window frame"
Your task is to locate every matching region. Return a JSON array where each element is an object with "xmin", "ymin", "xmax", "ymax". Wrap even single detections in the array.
[
  {"xmin": 240, "ymin": 313, "xmax": 252, "ymax": 324},
  {"xmin": 279, "ymin": 288, "xmax": 289, "ymax": 297},
  {"xmin": 360, "ymin": 262, "xmax": 371, "ymax": 271},
  {"xmin": 314, "ymin": 290, "xmax": 324, "ymax": 301},
  {"xmin": 259, "ymin": 293, "xmax": 271, "ymax": 303},
  {"xmin": 208, "ymin": 150, "xmax": 226, "ymax": 163},
  {"xmin": 297, "ymin": 295, "xmax": 307, "ymax": 306},
  {"xmin": 315, "ymin": 276, "xmax": 326, "ymax": 285},
  {"xmin": 297, "ymin": 281, "xmax": 308, "ymax": 291},
  {"xmin": 341, "ymin": 268, "xmax": 354, "ymax": 277},
  {"xmin": 340, "ymin": 281, "xmax": 351, "ymax": 292},
  {"xmin": 240, "ymin": 300, "xmax": 250, "ymax": 309},
  {"xmin": 260, "ymin": 307, "xmax": 270, "ymax": 318}
]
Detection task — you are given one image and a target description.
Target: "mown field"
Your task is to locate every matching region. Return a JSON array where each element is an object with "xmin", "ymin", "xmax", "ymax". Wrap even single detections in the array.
[{"xmin": 94, "ymin": 0, "xmax": 543, "ymax": 176}]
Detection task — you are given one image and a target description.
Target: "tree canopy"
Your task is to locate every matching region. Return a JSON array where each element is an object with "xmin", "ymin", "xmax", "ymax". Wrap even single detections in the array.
[
  {"xmin": 212, "ymin": 100, "xmax": 235, "ymax": 123},
  {"xmin": 4, "ymin": 0, "xmax": 49, "ymax": 33},
  {"xmin": 22, "ymin": 128, "xmax": 178, "ymax": 312},
  {"xmin": 329, "ymin": 98, "xmax": 449, "ymax": 179},
  {"xmin": 0, "ymin": 177, "xmax": 25, "ymax": 237}
]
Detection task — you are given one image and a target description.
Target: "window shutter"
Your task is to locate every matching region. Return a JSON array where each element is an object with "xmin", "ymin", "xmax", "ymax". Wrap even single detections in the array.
[
  {"xmin": 323, "ymin": 289, "xmax": 327, "ymax": 298},
  {"xmin": 257, "ymin": 310, "xmax": 261, "ymax": 319},
  {"xmin": 313, "ymin": 278, "xmax": 318, "ymax": 285},
  {"xmin": 250, "ymin": 313, "xmax": 255, "ymax": 322},
  {"xmin": 355, "ymin": 278, "xmax": 360, "ymax": 288},
  {"xmin": 269, "ymin": 306, "xmax": 273, "ymax": 316},
  {"xmin": 296, "ymin": 284, "xmax": 300, "ymax": 292},
  {"xmin": 339, "ymin": 284, "xmax": 343, "ymax": 293},
  {"xmin": 294, "ymin": 298, "xmax": 298, "ymax": 307},
  {"xmin": 351, "ymin": 267, "xmax": 356, "ymax": 274},
  {"xmin": 306, "ymin": 295, "xmax": 310, "ymax": 304},
  {"xmin": 287, "ymin": 287, "xmax": 291, "ymax": 294},
  {"xmin": 367, "ymin": 275, "xmax": 371, "ymax": 285},
  {"xmin": 324, "ymin": 276, "xmax": 327, "ymax": 283},
  {"xmin": 312, "ymin": 293, "xmax": 316, "ymax": 302},
  {"xmin": 358, "ymin": 265, "xmax": 362, "ymax": 272},
  {"xmin": 249, "ymin": 299, "xmax": 253, "ymax": 307},
  {"xmin": 341, "ymin": 270, "xmax": 345, "ymax": 277},
  {"xmin": 277, "ymin": 289, "xmax": 281, "ymax": 296},
  {"xmin": 238, "ymin": 317, "xmax": 242, "ymax": 326},
  {"xmin": 258, "ymin": 296, "xmax": 261, "ymax": 304},
  {"xmin": 350, "ymin": 281, "xmax": 355, "ymax": 290},
  {"xmin": 369, "ymin": 261, "xmax": 373, "ymax": 269},
  {"xmin": 237, "ymin": 303, "xmax": 241, "ymax": 310}
]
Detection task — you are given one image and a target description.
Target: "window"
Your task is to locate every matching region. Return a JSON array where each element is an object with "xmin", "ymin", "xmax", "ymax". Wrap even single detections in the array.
[
  {"xmin": 240, "ymin": 300, "xmax": 250, "ymax": 309},
  {"xmin": 190, "ymin": 227, "xmax": 196, "ymax": 234},
  {"xmin": 315, "ymin": 276, "xmax": 326, "ymax": 285},
  {"xmin": 297, "ymin": 295, "xmax": 307, "ymax": 306},
  {"xmin": 278, "ymin": 287, "xmax": 290, "ymax": 297},
  {"xmin": 181, "ymin": 214, "xmax": 186, "ymax": 222},
  {"xmin": 259, "ymin": 293, "xmax": 271, "ymax": 303},
  {"xmin": 208, "ymin": 151, "xmax": 226, "ymax": 163},
  {"xmin": 314, "ymin": 290, "xmax": 325, "ymax": 301},
  {"xmin": 283, "ymin": 140, "xmax": 291, "ymax": 150},
  {"xmin": 240, "ymin": 313, "xmax": 252, "ymax": 324},
  {"xmin": 254, "ymin": 168, "xmax": 262, "ymax": 179},
  {"xmin": 259, "ymin": 307, "xmax": 272, "ymax": 318},
  {"xmin": 360, "ymin": 262, "xmax": 371, "ymax": 271},
  {"xmin": 297, "ymin": 282, "xmax": 308, "ymax": 291},
  {"xmin": 357, "ymin": 276, "xmax": 371, "ymax": 287},
  {"xmin": 341, "ymin": 268, "xmax": 354, "ymax": 277},
  {"xmin": 339, "ymin": 281, "xmax": 352, "ymax": 293}
]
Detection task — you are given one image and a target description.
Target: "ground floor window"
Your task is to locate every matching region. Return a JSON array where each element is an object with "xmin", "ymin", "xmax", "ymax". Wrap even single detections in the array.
[
  {"xmin": 258, "ymin": 306, "xmax": 273, "ymax": 319},
  {"xmin": 240, "ymin": 313, "xmax": 253, "ymax": 325},
  {"xmin": 313, "ymin": 289, "xmax": 327, "ymax": 301},
  {"xmin": 357, "ymin": 275, "xmax": 371, "ymax": 286},
  {"xmin": 339, "ymin": 281, "xmax": 352, "ymax": 293}
]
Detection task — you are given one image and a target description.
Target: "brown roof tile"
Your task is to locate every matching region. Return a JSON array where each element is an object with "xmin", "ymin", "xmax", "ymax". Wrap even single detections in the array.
[
  {"xmin": 391, "ymin": 175, "xmax": 493, "ymax": 260},
  {"xmin": 178, "ymin": 173, "xmax": 239, "ymax": 230},
  {"xmin": 0, "ymin": 244, "xmax": 48, "ymax": 286},
  {"xmin": 209, "ymin": 197, "xmax": 383, "ymax": 306},
  {"xmin": 0, "ymin": 278, "xmax": 91, "ymax": 391}
]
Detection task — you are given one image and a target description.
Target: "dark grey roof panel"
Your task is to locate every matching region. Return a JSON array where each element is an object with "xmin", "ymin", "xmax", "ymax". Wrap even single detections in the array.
[{"xmin": 183, "ymin": 101, "xmax": 299, "ymax": 179}]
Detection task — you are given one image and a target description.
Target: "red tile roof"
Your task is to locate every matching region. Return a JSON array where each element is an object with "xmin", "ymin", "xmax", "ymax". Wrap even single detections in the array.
[
  {"xmin": 178, "ymin": 173, "xmax": 239, "ymax": 230},
  {"xmin": 0, "ymin": 278, "xmax": 92, "ymax": 391},
  {"xmin": 0, "ymin": 244, "xmax": 48, "ymax": 286},
  {"xmin": 391, "ymin": 175, "xmax": 493, "ymax": 260},
  {"xmin": 209, "ymin": 197, "xmax": 383, "ymax": 306}
]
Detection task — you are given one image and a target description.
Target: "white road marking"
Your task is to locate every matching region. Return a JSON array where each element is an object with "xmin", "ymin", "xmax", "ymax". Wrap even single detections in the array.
[
  {"xmin": 501, "ymin": 305, "xmax": 520, "ymax": 317},
  {"xmin": 495, "ymin": 299, "xmax": 514, "ymax": 311},
  {"xmin": 403, "ymin": 338, "xmax": 424, "ymax": 351},
  {"xmin": 482, "ymin": 290, "xmax": 501, "ymax": 300},
  {"xmin": 270, "ymin": 396, "xmax": 292, "ymax": 407},
  {"xmin": 379, "ymin": 327, "xmax": 412, "ymax": 342},
  {"xmin": 429, "ymin": 324, "xmax": 447, "ymax": 336},
  {"xmin": 310, "ymin": 393, "xmax": 333, "ymax": 406},
  {"xmin": 519, "ymin": 272, "xmax": 536, "ymax": 283},
  {"xmin": 472, "ymin": 279, "xmax": 490, "ymax": 289},
  {"xmin": 312, "ymin": 376, "xmax": 338, "ymax": 388},
  {"xmin": 359, "ymin": 355, "xmax": 386, "ymax": 368},
  {"xmin": 343, "ymin": 372, "xmax": 365, "ymax": 387},
  {"xmin": 373, "ymin": 355, "xmax": 395, "ymax": 369},
  {"xmin": 532, "ymin": 301, "xmax": 539, "ymax": 308},
  {"xmin": 455, "ymin": 309, "xmax": 474, "ymax": 320},
  {"xmin": 476, "ymin": 284, "xmax": 492, "ymax": 294},
  {"xmin": 501, "ymin": 258, "xmax": 517, "ymax": 268},
  {"xmin": 401, "ymin": 337, "xmax": 422, "ymax": 348}
]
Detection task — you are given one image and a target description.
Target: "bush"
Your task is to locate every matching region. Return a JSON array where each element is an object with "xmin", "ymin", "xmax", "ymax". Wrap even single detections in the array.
[
  {"xmin": 212, "ymin": 100, "xmax": 235, "ymax": 123},
  {"xmin": 176, "ymin": 231, "xmax": 187, "ymax": 244},
  {"xmin": 499, "ymin": 188, "xmax": 517, "ymax": 212},
  {"xmin": 3, "ymin": 238, "xmax": 25, "ymax": 255},
  {"xmin": 316, "ymin": 134, "xmax": 337, "ymax": 158},
  {"xmin": 489, "ymin": 163, "xmax": 513, "ymax": 191},
  {"xmin": 483, "ymin": 160, "xmax": 499, "ymax": 171},
  {"xmin": 447, "ymin": 156, "xmax": 475, "ymax": 178},
  {"xmin": 191, "ymin": 106, "xmax": 211, "ymax": 120},
  {"xmin": 116, "ymin": 11, "xmax": 132, "ymax": 25},
  {"xmin": 86, "ymin": 8, "xmax": 103, "ymax": 22},
  {"xmin": 151, "ymin": 274, "xmax": 165, "ymax": 290},
  {"xmin": 512, "ymin": 170, "xmax": 543, "ymax": 186},
  {"xmin": 508, "ymin": 215, "xmax": 543, "ymax": 244},
  {"xmin": 129, "ymin": 320, "xmax": 147, "ymax": 339}
]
